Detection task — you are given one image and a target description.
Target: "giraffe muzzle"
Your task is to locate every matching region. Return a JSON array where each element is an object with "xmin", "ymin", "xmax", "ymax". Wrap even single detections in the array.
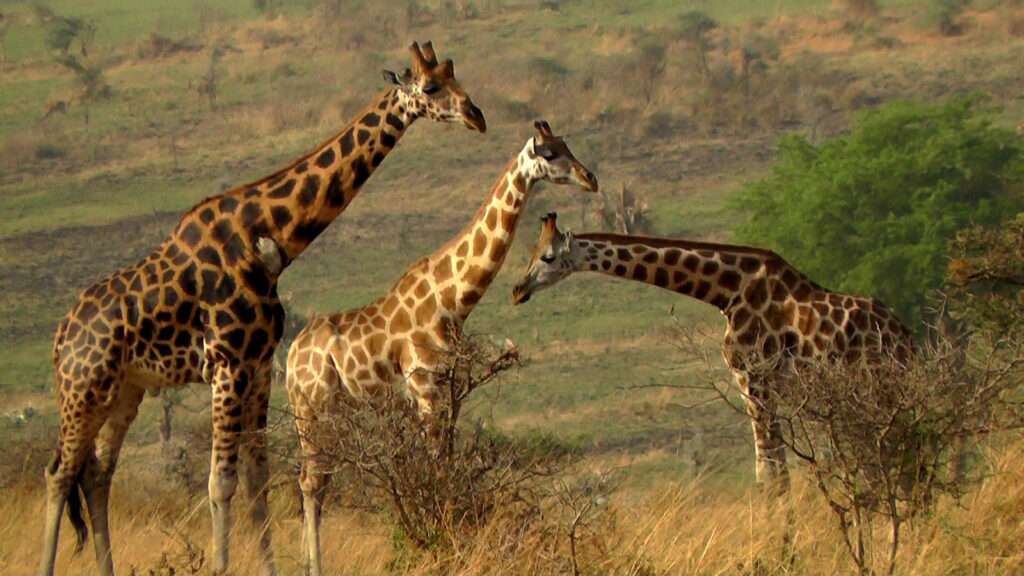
[
  {"xmin": 511, "ymin": 284, "xmax": 531, "ymax": 305},
  {"xmin": 464, "ymin": 102, "xmax": 487, "ymax": 133}
]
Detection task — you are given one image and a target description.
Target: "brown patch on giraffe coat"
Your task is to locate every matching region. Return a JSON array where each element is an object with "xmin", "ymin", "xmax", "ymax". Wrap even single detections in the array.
[
  {"xmin": 456, "ymin": 242, "xmax": 469, "ymax": 258},
  {"xmin": 434, "ymin": 256, "xmax": 454, "ymax": 284},
  {"xmin": 485, "ymin": 208, "xmax": 498, "ymax": 231},
  {"xmin": 472, "ymin": 228, "xmax": 487, "ymax": 257},
  {"xmin": 440, "ymin": 286, "xmax": 457, "ymax": 311},
  {"xmin": 851, "ymin": 309, "xmax": 869, "ymax": 331},
  {"xmin": 731, "ymin": 307, "xmax": 752, "ymax": 331},
  {"xmin": 797, "ymin": 305, "xmax": 816, "ymax": 335},
  {"xmin": 500, "ymin": 208, "xmax": 516, "ymax": 233},
  {"xmin": 765, "ymin": 304, "xmax": 785, "ymax": 331},
  {"xmin": 397, "ymin": 273, "xmax": 417, "ymax": 296},
  {"xmin": 381, "ymin": 296, "xmax": 398, "ymax": 317},
  {"xmin": 718, "ymin": 270, "xmax": 741, "ymax": 293},
  {"xmin": 771, "ymin": 280, "xmax": 788, "ymax": 302},
  {"xmin": 487, "ymin": 237, "xmax": 507, "ymax": 264},
  {"xmin": 391, "ymin": 308, "xmax": 412, "ymax": 334},
  {"xmin": 414, "ymin": 279, "xmax": 430, "ymax": 299},
  {"xmin": 739, "ymin": 256, "xmax": 761, "ymax": 273},
  {"xmin": 372, "ymin": 360, "xmax": 389, "ymax": 381},
  {"xmin": 654, "ymin": 267, "xmax": 670, "ymax": 288},
  {"xmin": 463, "ymin": 264, "xmax": 489, "ymax": 288},
  {"xmin": 743, "ymin": 277, "xmax": 769, "ymax": 310},
  {"xmin": 800, "ymin": 341, "xmax": 815, "ymax": 358},
  {"xmin": 416, "ymin": 296, "xmax": 438, "ymax": 325},
  {"xmin": 682, "ymin": 255, "xmax": 699, "ymax": 272}
]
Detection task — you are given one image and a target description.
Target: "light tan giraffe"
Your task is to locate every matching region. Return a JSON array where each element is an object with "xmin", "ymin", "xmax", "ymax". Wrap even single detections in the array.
[
  {"xmin": 286, "ymin": 121, "xmax": 597, "ymax": 576},
  {"xmin": 39, "ymin": 41, "xmax": 485, "ymax": 576},
  {"xmin": 512, "ymin": 214, "xmax": 915, "ymax": 490}
]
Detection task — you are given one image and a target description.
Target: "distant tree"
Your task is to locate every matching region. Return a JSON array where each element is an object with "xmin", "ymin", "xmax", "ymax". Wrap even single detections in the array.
[
  {"xmin": 633, "ymin": 33, "xmax": 668, "ymax": 105},
  {"xmin": 675, "ymin": 10, "xmax": 717, "ymax": 79},
  {"xmin": 46, "ymin": 15, "xmax": 94, "ymax": 57},
  {"xmin": 733, "ymin": 94, "xmax": 1024, "ymax": 332}
]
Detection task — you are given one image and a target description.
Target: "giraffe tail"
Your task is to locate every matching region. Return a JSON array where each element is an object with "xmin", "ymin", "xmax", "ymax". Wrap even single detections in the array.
[
  {"xmin": 66, "ymin": 477, "xmax": 88, "ymax": 554},
  {"xmin": 51, "ymin": 316, "xmax": 89, "ymax": 552}
]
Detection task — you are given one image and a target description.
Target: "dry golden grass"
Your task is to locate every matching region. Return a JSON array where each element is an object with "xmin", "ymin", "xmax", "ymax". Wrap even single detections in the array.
[{"xmin": 4, "ymin": 439, "xmax": 1024, "ymax": 575}]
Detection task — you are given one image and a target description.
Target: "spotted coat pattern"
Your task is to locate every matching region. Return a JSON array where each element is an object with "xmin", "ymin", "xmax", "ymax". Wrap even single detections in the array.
[
  {"xmin": 512, "ymin": 214, "xmax": 915, "ymax": 489},
  {"xmin": 286, "ymin": 121, "xmax": 597, "ymax": 576},
  {"xmin": 39, "ymin": 41, "xmax": 485, "ymax": 576}
]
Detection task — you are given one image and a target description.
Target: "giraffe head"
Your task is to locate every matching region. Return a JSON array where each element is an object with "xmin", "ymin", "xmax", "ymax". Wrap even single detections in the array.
[
  {"xmin": 382, "ymin": 41, "xmax": 487, "ymax": 133},
  {"xmin": 522, "ymin": 120, "xmax": 599, "ymax": 192},
  {"xmin": 511, "ymin": 212, "xmax": 576, "ymax": 305}
]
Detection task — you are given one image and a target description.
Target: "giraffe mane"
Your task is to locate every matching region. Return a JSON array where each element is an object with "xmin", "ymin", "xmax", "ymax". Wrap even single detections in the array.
[
  {"xmin": 574, "ymin": 233, "xmax": 780, "ymax": 259},
  {"xmin": 575, "ymin": 233, "xmax": 831, "ymax": 293}
]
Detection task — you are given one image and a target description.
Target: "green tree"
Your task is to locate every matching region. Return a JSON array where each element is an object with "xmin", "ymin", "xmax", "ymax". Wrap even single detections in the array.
[{"xmin": 733, "ymin": 95, "xmax": 1024, "ymax": 332}]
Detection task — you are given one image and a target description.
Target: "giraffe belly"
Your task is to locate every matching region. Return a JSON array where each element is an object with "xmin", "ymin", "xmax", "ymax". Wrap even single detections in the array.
[{"xmin": 124, "ymin": 347, "xmax": 204, "ymax": 393}]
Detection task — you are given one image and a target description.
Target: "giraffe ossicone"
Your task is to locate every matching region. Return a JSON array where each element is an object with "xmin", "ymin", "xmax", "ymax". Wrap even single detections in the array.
[
  {"xmin": 286, "ymin": 120, "xmax": 597, "ymax": 576},
  {"xmin": 39, "ymin": 40, "xmax": 484, "ymax": 576},
  {"xmin": 513, "ymin": 213, "xmax": 915, "ymax": 489}
]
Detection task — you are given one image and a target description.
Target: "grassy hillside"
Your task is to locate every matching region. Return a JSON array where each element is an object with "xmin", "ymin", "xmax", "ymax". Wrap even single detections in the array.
[{"xmin": 1, "ymin": 0, "xmax": 1023, "ymax": 573}]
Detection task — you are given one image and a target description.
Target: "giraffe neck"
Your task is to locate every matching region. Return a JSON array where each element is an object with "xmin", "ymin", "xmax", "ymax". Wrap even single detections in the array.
[
  {"xmin": 431, "ymin": 147, "xmax": 541, "ymax": 319},
  {"xmin": 570, "ymin": 234, "xmax": 807, "ymax": 311},
  {"xmin": 180, "ymin": 87, "xmax": 416, "ymax": 265}
]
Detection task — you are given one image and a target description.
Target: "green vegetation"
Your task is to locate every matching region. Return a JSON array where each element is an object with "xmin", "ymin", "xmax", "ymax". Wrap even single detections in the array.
[{"xmin": 734, "ymin": 95, "xmax": 1024, "ymax": 331}]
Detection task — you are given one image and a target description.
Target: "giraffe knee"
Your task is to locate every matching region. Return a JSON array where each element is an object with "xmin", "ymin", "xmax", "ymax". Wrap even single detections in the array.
[
  {"xmin": 209, "ymin": 468, "xmax": 240, "ymax": 503},
  {"xmin": 299, "ymin": 464, "xmax": 328, "ymax": 496}
]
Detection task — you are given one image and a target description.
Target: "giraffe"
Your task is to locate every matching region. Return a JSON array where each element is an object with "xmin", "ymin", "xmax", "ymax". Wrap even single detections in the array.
[
  {"xmin": 39, "ymin": 41, "xmax": 485, "ymax": 576},
  {"xmin": 511, "ymin": 213, "xmax": 915, "ymax": 490},
  {"xmin": 286, "ymin": 121, "xmax": 597, "ymax": 576}
]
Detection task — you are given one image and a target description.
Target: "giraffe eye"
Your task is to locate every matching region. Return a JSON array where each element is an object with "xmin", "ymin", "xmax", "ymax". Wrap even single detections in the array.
[
  {"xmin": 538, "ymin": 147, "xmax": 557, "ymax": 160},
  {"xmin": 540, "ymin": 254, "xmax": 556, "ymax": 264},
  {"xmin": 422, "ymin": 84, "xmax": 441, "ymax": 95}
]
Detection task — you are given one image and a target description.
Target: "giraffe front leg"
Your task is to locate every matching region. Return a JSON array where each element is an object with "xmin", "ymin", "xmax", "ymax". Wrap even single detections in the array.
[
  {"xmin": 208, "ymin": 361, "xmax": 249, "ymax": 575},
  {"xmin": 735, "ymin": 370, "xmax": 790, "ymax": 493},
  {"xmin": 240, "ymin": 365, "xmax": 277, "ymax": 576},
  {"xmin": 80, "ymin": 382, "xmax": 145, "ymax": 576}
]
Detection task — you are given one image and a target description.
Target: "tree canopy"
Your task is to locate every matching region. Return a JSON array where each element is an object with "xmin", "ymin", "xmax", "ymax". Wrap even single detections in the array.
[{"xmin": 733, "ymin": 94, "xmax": 1023, "ymax": 332}]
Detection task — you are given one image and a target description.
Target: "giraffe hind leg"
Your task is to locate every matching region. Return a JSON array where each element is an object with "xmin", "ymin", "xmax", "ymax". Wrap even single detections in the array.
[
  {"xmin": 39, "ymin": 396, "xmax": 108, "ymax": 576},
  {"xmin": 298, "ymin": 438, "xmax": 329, "ymax": 576},
  {"xmin": 79, "ymin": 382, "xmax": 145, "ymax": 576}
]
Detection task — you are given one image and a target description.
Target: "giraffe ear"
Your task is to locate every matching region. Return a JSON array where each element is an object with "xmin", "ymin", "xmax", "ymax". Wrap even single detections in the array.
[
  {"xmin": 382, "ymin": 68, "xmax": 414, "ymax": 87},
  {"xmin": 562, "ymin": 229, "xmax": 575, "ymax": 248}
]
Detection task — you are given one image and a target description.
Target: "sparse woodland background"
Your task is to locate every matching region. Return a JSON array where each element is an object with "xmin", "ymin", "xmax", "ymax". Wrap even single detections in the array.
[{"xmin": 1, "ymin": 0, "xmax": 1023, "ymax": 574}]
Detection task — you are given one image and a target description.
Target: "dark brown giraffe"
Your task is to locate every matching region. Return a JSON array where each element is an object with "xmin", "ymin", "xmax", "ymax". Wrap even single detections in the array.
[
  {"xmin": 286, "ymin": 121, "xmax": 597, "ymax": 576},
  {"xmin": 512, "ymin": 214, "xmax": 914, "ymax": 490},
  {"xmin": 39, "ymin": 41, "xmax": 485, "ymax": 576}
]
